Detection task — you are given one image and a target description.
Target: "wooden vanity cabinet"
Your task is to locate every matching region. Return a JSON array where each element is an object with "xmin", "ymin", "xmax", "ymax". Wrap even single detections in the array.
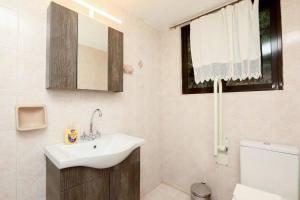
[
  {"xmin": 46, "ymin": 148, "xmax": 140, "ymax": 200},
  {"xmin": 109, "ymin": 147, "xmax": 140, "ymax": 200}
]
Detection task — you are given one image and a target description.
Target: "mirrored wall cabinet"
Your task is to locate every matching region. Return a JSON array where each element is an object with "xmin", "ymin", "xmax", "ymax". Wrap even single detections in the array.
[{"xmin": 46, "ymin": 2, "xmax": 123, "ymax": 92}]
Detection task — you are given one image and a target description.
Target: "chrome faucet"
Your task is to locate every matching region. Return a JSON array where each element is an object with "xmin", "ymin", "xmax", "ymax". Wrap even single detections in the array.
[
  {"xmin": 80, "ymin": 109, "xmax": 102, "ymax": 141},
  {"xmin": 90, "ymin": 109, "xmax": 102, "ymax": 134}
]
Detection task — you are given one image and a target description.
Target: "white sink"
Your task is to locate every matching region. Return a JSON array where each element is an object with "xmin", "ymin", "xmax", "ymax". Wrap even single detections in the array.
[{"xmin": 44, "ymin": 133, "xmax": 145, "ymax": 169}]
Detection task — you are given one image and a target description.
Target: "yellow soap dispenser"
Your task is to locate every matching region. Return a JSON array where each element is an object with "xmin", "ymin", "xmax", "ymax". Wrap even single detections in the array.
[{"xmin": 64, "ymin": 122, "xmax": 78, "ymax": 144}]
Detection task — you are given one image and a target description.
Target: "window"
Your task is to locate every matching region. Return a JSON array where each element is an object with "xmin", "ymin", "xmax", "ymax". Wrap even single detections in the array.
[{"xmin": 181, "ymin": 0, "xmax": 283, "ymax": 94}]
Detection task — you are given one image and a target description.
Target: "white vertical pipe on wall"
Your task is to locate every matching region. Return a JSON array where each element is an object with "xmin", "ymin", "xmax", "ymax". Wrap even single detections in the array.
[
  {"xmin": 214, "ymin": 79, "xmax": 219, "ymax": 156},
  {"xmin": 214, "ymin": 79, "xmax": 227, "ymax": 156},
  {"xmin": 218, "ymin": 80, "xmax": 227, "ymax": 152},
  {"xmin": 218, "ymin": 79, "xmax": 223, "ymax": 147}
]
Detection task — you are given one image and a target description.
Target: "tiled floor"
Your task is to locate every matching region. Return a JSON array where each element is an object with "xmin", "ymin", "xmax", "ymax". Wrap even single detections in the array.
[{"xmin": 142, "ymin": 184, "xmax": 190, "ymax": 200}]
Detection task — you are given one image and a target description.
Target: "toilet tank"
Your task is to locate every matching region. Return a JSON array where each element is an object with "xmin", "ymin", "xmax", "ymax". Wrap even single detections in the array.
[{"xmin": 240, "ymin": 140, "xmax": 299, "ymax": 200}]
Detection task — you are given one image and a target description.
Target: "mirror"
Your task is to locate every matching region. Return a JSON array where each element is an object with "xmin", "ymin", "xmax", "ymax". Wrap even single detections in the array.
[{"xmin": 77, "ymin": 14, "xmax": 108, "ymax": 91}]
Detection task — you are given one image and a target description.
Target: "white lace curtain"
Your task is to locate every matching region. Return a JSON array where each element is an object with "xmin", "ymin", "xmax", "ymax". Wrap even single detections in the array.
[{"xmin": 190, "ymin": 0, "xmax": 261, "ymax": 83}]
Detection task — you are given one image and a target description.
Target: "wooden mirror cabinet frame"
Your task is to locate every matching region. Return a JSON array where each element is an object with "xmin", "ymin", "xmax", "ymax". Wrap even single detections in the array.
[{"xmin": 46, "ymin": 2, "xmax": 123, "ymax": 92}]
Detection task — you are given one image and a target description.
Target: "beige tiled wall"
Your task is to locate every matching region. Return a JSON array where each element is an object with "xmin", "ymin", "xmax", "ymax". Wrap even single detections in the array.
[
  {"xmin": 159, "ymin": 0, "xmax": 300, "ymax": 200},
  {"xmin": 1, "ymin": 0, "xmax": 299, "ymax": 199},
  {"xmin": 0, "ymin": 0, "xmax": 162, "ymax": 199}
]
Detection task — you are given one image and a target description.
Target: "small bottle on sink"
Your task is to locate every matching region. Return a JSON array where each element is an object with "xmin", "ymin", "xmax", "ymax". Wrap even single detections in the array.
[{"xmin": 64, "ymin": 122, "xmax": 78, "ymax": 144}]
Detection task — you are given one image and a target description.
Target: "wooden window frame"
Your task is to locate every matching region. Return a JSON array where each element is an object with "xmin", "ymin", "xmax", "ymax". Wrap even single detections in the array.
[{"xmin": 181, "ymin": 0, "xmax": 283, "ymax": 94}]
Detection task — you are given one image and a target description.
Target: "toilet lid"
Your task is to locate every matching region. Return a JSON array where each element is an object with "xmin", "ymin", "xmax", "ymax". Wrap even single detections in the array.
[{"xmin": 233, "ymin": 184, "xmax": 283, "ymax": 200}]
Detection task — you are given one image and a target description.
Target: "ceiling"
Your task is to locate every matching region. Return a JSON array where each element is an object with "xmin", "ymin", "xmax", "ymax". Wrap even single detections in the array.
[{"xmin": 110, "ymin": 0, "xmax": 231, "ymax": 30}]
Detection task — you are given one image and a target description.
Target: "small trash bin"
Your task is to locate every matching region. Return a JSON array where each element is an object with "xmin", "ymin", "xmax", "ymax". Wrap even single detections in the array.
[{"xmin": 191, "ymin": 182, "xmax": 211, "ymax": 200}]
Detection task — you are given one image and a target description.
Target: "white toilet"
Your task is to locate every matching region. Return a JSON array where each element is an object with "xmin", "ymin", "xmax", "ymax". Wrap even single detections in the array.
[{"xmin": 233, "ymin": 140, "xmax": 299, "ymax": 200}]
